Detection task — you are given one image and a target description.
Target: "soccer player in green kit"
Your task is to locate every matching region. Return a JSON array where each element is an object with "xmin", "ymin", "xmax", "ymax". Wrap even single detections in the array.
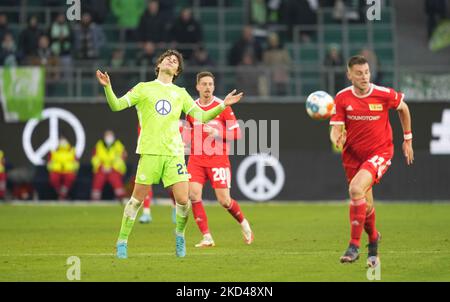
[{"xmin": 96, "ymin": 49, "xmax": 243, "ymax": 258}]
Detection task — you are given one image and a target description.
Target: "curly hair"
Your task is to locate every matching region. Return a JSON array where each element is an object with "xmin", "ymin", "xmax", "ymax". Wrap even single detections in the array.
[{"xmin": 154, "ymin": 49, "xmax": 184, "ymax": 80}]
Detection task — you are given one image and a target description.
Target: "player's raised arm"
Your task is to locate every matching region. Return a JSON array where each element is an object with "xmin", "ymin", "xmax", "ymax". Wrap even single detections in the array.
[
  {"xmin": 396, "ymin": 100, "xmax": 414, "ymax": 165},
  {"xmin": 185, "ymin": 89, "xmax": 244, "ymax": 123},
  {"xmin": 96, "ymin": 70, "xmax": 132, "ymax": 112}
]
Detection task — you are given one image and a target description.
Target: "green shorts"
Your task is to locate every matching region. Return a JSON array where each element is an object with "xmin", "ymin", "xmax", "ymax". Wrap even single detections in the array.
[{"xmin": 135, "ymin": 154, "xmax": 189, "ymax": 187}]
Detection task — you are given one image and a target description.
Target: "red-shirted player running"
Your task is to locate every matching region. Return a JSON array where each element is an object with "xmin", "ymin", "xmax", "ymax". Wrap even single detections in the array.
[
  {"xmin": 186, "ymin": 71, "xmax": 254, "ymax": 247},
  {"xmin": 330, "ymin": 56, "xmax": 414, "ymax": 267}
]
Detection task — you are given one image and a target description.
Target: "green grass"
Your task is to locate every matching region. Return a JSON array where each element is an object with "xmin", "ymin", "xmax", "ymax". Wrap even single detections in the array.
[{"xmin": 0, "ymin": 202, "xmax": 449, "ymax": 281}]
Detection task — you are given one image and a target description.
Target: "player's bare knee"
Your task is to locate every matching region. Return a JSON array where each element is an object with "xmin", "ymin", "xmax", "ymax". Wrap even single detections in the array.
[
  {"xmin": 175, "ymin": 198, "xmax": 189, "ymax": 206},
  {"xmin": 218, "ymin": 196, "xmax": 231, "ymax": 208},
  {"xmin": 189, "ymin": 190, "xmax": 201, "ymax": 202},
  {"xmin": 173, "ymin": 193, "xmax": 189, "ymax": 205},
  {"xmin": 348, "ymin": 184, "xmax": 365, "ymax": 200},
  {"xmin": 132, "ymin": 184, "xmax": 151, "ymax": 203}
]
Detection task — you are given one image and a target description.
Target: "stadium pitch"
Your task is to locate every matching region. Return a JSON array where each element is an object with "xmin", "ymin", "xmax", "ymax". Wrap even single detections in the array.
[{"xmin": 0, "ymin": 202, "xmax": 449, "ymax": 282}]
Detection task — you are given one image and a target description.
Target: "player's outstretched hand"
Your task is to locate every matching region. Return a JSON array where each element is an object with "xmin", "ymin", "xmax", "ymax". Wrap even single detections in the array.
[
  {"xmin": 223, "ymin": 89, "xmax": 244, "ymax": 106},
  {"xmin": 403, "ymin": 140, "xmax": 414, "ymax": 165},
  {"xmin": 203, "ymin": 125, "xmax": 219, "ymax": 137},
  {"xmin": 96, "ymin": 70, "xmax": 111, "ymax": 87}
]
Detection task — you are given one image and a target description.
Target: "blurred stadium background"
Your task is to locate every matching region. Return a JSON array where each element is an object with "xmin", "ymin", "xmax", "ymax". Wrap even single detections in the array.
[{"xmin": 1, "ymin": 0, "xmax": 450, "ymax": 282}]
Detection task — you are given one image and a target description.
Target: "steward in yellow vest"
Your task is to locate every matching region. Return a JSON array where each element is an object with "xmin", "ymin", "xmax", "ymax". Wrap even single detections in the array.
[
  {"xmin": 47, "ymin": 138, "xmax": 79, "ymax": 200},
  {"xmin": 91, "ymin": 130, "xmax": 128, "ymax": 201}
]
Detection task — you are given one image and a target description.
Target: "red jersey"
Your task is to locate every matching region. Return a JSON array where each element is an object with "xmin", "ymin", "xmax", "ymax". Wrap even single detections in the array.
[
  {"xmin": 186, "ymin": 96, "xmax": 241, "ymax": 167},
  {"xmin": 330, "ymin": 84, "xmax": 404, "ymax": 168}
]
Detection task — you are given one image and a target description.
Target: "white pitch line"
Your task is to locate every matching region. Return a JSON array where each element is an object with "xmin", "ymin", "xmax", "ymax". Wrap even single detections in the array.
[{"xmin": 0, "ymin": 250, "xmax": 448, "ymax": 257}]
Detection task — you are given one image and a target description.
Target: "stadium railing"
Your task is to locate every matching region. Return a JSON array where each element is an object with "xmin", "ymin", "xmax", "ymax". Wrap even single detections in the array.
[{"xmin": 39, "ymin": 64, "xmax": 450, "ymax": 103}]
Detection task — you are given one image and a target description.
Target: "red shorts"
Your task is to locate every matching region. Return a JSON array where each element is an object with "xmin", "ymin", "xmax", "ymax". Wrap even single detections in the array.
[
  {"xmin": 187, "ymin": 162, "xmax": 231, "ymax": 189},
  {"xmin": 344, "ymin": 152, "xmax": 393, "ymax": 185}
]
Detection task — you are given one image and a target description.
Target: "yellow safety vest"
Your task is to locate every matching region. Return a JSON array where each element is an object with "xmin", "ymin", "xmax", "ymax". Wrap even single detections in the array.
[
  {"xmin": 0, "ymin": 150, "xmax": 4, "ymax": 174},
  {"xmin": 47, "ymin": 146, "xmax": 79, "ymax": 173},
  {"xmin": 91, "ymin": 140, "xmax": 127, "ymax": 175}
]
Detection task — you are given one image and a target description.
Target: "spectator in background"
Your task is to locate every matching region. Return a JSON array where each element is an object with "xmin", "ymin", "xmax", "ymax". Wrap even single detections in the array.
[
  {"xmin": 169, "ymin": 8, "xmax": 203, "ymax": 60},
  {"xmin": 332, "ymin": 0, "xmax": 366, "ymax": 23},
  {"xmin": 281, "ymin": 0, "xmax": 318, "ymax": 42},
  {"xmin": 190, "ymin": 45, "xmax": 215, "ymax": 66},
  {"xmin": 81, "ymin": 0, "xmax": 110, "ymax": 24},
  {"xmin": 235, "ymin": 52, "xmax": 261, "ymax": 96},
  {"xmin": 250, "ymin": 0, "xmax": 267, "ymax": 26},
  {"xmin": 9, "ymin": 167, "xmax": 34, "ymax": 201},
  {"xmin": 228, "ymin": 25, "xmax": 263, "ymax": 66},
  {"xmin": 136, "ymin": 41, "xmax": 158, "ymax": 80},
  {"xmin": 267, "ymin": 0, "xmax": 283, "ymax": 24},
  {"xmin": 49, "ymin": 13, "xmax": 73, "ymax": 79},
  {"xmin": 158, "ymin": 0, "xmax": 176, "ymax": 22},
  {"xmin": 263, "ymin": 32, "xmax": 291, "ymax": 96},
  {"xmin": 47, "ymin": 136, "xmax": 79, "ymax": 201},
  {"xmin": 137, "ymin": 0, "xmax": 165, "ymax": 44},
  {"xmin": 29, "ymin": 35, "xmax": 60, "ymax": 80},
  {"xmin": 109, "ymin": 48, "xmax": 129, "ymax": 95},
  {"xmin": 111, "ymin": 48, "xmax": 125, "ymax": 68},
  {"xmin": 91, "ymin": 130, "xmax": 128, "ymax": 202},
  {"xmin": 425, "ymin": 0, "xmax": 448, "ymax": 39},
  {"xmin": 73, "ymin": 12, "xmax": 106, "ymax": 61},
  {"xmin": 0, "ymin": 150, "xmax": 6, "ymax": 200},
  {"xmin": 360, "ymin": 47, "xmax": 382, "ymax": 84},
  {"xmin": 0, "ymin": 33, "xmax": 20, "ymax": 66},
  {"xmin": 324, "ymin": 43, "xmax": 345, "ymax": 93},
  {"xmin": 136, "ymin": 41, "xmax": 157, "ymax": 67},
  {"xmin": 0, "ymin": 14, "xmax": 12, "ymax": 44},
  {"xmin": 19, "ymin": 15, "xmax": 42, "ymax": 61},
  {"xmin": 111, "ymin": 0, "xmax": 146, "ymax": 42}
]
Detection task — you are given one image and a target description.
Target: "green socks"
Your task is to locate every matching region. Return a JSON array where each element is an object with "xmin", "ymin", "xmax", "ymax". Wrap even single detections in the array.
[
  {"xmin": 117, "ymin": 197, "xmax": 142, "ymax": 243},
  {"xmin": 175, "ymin": 201, "xmax": 191, "ymax": 236}
]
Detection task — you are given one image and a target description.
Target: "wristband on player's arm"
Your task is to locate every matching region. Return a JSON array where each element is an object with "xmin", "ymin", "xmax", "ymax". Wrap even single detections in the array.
[{"xmin": 403, "ymin": 131, "xmax": 413, "ymax": 141}]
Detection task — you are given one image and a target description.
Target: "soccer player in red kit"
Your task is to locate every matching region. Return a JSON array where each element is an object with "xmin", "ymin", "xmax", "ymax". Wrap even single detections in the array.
[
  {"xmin": 186, "ymin": 71, "xmax": 254, "ymax": 247},
  {"xmin": 330, "ymin": 56, "xmax": 414, "ymax": 267}
]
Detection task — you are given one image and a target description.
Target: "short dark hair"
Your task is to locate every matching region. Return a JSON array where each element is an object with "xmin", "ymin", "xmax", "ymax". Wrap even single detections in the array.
[
  {"xmin": 196, "ymin": 71, "xmax": 215, "ymax": 84},
  {"xmin": 154, "ymin": 49, "xmax": 184, "ymax": 80},
  {"xmin": 347, "ymin": 55, "xmax": 369, "ymax": 69}
]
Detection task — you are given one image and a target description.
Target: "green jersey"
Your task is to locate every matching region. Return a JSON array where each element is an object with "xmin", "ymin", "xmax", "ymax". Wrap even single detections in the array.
[{"xmin": 104, "ymin": 79, "xmax": 226, "ymax": 156}]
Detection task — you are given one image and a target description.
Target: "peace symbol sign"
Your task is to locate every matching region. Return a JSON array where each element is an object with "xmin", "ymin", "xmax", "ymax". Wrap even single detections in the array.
[
  {"xmin": 155, "ymin": 100, "xmax": 171, "ymax": 115},
  {"xmin": 22, "ymin": 108, "xmax": 86, "ymax": 165},
  {"xmin": 237, "ymin": 153, "xmax": 285, "ymax": 201}
]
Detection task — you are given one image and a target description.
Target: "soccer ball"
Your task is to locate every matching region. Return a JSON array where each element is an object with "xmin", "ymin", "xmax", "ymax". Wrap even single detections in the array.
[{"xmin": 305, "ymin": 91, "xmax": 335, "ymax": 120}]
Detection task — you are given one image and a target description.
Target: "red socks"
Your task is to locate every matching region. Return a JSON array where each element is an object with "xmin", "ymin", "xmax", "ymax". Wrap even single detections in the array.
[
  {"xmin": 192, "ymin": 200, "xmax": 210, "ymax": 235},
  {"xmin": 364, "ymin": 208, "xmax": 378, "ymax": 243},
  {"xmin": 349, "ymin": 198, "xmax": 367, "ymax": 247},
  {"xmin": 143, "ymin": 189, "xmax": 153, "ymax": 209},
  {"xmin": 192, "ymin": 199, "xmax": 246, "ymax": 235},
  {"xmin": 227, "ymin": 199, "xmax": 244, "ymax": 224}
]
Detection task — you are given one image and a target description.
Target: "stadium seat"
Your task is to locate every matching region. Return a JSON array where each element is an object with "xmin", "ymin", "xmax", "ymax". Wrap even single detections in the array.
[
  {"xmin": 225, "ymin": 9, "xmax": 244, "ymax": 26},
  {"xmin": 349, "ymin": 26, "xmax": 369, "ymax": 44},
  {"xmin": 324, "ymin": 27, "xmax": 343, "ymax": 44},
  {"xmin": 204, "ymin": 26, "xmax": 220, "ymax": 44}
]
